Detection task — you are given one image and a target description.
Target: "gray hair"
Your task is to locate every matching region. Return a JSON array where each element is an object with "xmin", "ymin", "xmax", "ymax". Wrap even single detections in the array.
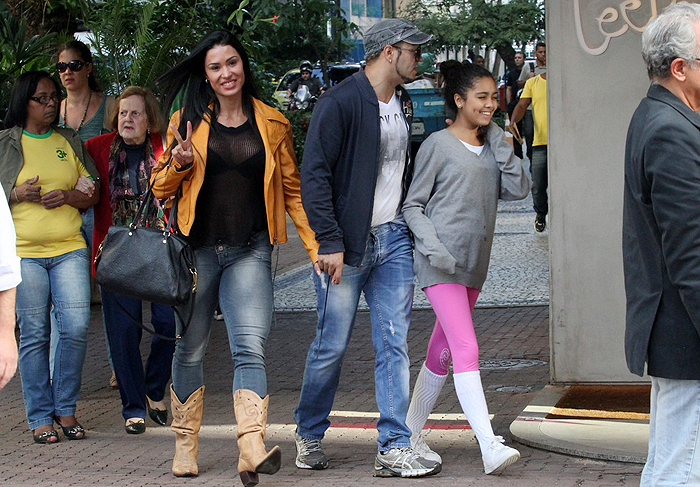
[{"xmin": 643, "ymin": 3, "xmax": 700, "ymax": 80}]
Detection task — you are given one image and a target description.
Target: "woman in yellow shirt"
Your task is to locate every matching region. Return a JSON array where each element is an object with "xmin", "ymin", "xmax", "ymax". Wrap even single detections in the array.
[{"xmin": 0, "ymin": 71, "xmax": 99, "ymax": 444}]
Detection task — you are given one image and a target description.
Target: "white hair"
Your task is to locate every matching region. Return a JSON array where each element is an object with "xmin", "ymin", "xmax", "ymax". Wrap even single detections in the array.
[{"xmin": 642, "ymin": 2, "xmax": 700, "ymax": 80}]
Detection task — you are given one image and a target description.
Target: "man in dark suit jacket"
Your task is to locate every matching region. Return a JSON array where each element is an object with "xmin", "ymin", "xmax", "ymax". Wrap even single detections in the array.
[{"xmin": 624, "ymin": 4, "xmax": 700, "ymax": 485}]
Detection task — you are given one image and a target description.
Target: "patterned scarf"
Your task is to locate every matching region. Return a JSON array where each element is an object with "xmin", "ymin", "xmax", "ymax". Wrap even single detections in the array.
[{"xmin": 107, "ymin": 134, "xmax": 166, "ymax": 229}]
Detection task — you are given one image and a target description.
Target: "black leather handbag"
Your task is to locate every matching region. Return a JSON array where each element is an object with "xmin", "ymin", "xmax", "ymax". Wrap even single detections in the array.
[{"xmin": 94, "ymin": 181, "xmax": 196, "ymax": 340}]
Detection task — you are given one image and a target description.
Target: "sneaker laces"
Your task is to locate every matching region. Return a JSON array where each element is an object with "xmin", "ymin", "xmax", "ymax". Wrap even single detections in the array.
[
  {"xmin": 299, "ymin": 437, "xmax": 323, "ymax": 456},
  {"xmin": 383, "ymin": 447, "xmax": 420, "ymax": 467}
]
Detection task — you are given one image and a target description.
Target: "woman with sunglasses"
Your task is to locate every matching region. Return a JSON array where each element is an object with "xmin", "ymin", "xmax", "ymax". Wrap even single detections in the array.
[
  {"xmin": 56, "ymin": 40, "xmax": 116, "ymax": 388},
  {"xmin": 0, "ymin": 71, "xmax": 100, "ymax": 444},
  {"xmin": 153, "ymin": 30, "xmax": 319, "ymax": 484}
]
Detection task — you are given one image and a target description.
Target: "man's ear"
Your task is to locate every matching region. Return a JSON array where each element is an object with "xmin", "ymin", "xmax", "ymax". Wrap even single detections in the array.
[{"xmin": 670, "ymin": 57, "xmax": 688, "ymax": 82}]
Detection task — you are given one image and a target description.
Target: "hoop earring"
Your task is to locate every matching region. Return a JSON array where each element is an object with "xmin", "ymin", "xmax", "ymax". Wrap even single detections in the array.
[{"xmin": 205, "ymin": 78, "xmax": 210, "ymax": 84}]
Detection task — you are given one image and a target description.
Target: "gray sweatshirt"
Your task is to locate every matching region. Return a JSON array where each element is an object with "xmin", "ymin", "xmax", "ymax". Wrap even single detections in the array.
[{"xmin": 402, "ymin": 123, "xmax": 531, "ymax": 290}]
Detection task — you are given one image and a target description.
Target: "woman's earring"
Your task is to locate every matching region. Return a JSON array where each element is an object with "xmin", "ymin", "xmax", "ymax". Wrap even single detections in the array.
[{"xmin": 205, "ymin": 78, "xmax": 210, "ymax": 84}]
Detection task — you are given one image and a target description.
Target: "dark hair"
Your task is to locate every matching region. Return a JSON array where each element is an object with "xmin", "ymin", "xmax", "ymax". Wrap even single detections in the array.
[
  {"xmin": 5, "ymin": 71, "xmax": 62, "ymax": 128},
  {"xmin": 156, "ymin": 30, "xmax": 259, "ymax": 143},
  {"xmin": 515, "ymin": 50, "xmax": 525, "ymax": 56},
  {"xmin": 441, "ymin": 60, "xmax": 494, "ymax": 143},
  {"xmin": 109, "ymin": 85, "xmax": 164, "ymax": 134},
  {"xmin": 58, "ymin": 40, "xmax": 102, "ymax": 92},
  {"xmin": 535, "ymin": 41, "xmax": 546, "ymax": 50}
]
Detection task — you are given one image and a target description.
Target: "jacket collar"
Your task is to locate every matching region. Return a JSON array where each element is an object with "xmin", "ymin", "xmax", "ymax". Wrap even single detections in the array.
[
  {"xmin": 647, "ymin": 83, "xmax": 700, "ymax": 131},
  {"xmin": 352, "ymin": 69, "xmax": 413, "ymax": 122}
]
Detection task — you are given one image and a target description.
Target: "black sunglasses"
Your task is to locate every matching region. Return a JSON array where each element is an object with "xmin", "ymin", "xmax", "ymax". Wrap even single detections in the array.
[{"xmin": 56, "ymin": 60, "xmax": 87, "ymax": 73}]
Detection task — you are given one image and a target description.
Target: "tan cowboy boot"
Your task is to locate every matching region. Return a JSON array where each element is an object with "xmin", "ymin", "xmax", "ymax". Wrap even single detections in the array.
[
  {"xmin": 170, "ymin": 385, "xmax": 204, "ymax": 477},
  {"xmin": 233, "ymin": 389, "xmax": 282, "ymax": 487}
]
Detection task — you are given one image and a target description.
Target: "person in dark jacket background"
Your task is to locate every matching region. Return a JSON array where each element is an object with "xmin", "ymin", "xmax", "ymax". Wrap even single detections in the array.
[
  {"xmin": 294, "ymin": 18, "xmax": 440, "ymax": 478},
  {"xmin": 624, "ymin": 4, "xmax": 700, "ymax": 485}
]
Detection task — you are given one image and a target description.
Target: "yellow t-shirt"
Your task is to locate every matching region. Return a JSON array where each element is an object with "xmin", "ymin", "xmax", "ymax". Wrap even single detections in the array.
[
  {"xmin": 11, "ymin": 129, "xmax": 90, "ymax": 258},
  {"xmin": 521, "ymin": 75, "xmax": 547, "ymax": 146}
]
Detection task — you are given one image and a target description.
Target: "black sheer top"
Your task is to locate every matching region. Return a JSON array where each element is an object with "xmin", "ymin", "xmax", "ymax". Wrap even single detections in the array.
[{"xmin": 188, "ymin": 119, "xmax": 267, "ymax": 247}]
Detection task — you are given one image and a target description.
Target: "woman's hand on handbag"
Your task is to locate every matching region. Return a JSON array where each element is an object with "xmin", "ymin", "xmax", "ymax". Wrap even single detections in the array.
[
  {"xmin": 14, "ymin": 176, "xmax": 41, "ymax": 203},
  {"xmin": 170, "ymin": 121, "xmax": 194, "ymax": 167}
]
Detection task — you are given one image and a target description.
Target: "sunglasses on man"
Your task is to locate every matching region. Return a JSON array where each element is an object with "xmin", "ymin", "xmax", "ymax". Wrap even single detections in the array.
[{"xmin": 56, "ymin": 60, "xmax": 89, "ymax": 73}]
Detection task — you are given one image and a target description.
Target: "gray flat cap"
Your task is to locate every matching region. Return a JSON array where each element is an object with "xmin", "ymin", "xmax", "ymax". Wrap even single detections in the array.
[{"xmin": 363, "ymin": 18, "xmax": 433, "ymax": 59}]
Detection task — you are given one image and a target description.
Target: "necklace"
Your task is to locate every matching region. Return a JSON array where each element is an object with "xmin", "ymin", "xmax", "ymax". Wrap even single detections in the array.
[{"xmin": 63, "ymin": 90, "xmax": 92, "ymax": 133}]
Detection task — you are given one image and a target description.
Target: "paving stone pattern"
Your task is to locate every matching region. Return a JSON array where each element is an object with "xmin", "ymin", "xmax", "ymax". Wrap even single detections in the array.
[
  {"xmin": 273, "ymin": 196, "xmax": 550, "ymax": 311},
  {"xmin": 0, "ymin": 304, "xmax": 642, "ymax": 486}
]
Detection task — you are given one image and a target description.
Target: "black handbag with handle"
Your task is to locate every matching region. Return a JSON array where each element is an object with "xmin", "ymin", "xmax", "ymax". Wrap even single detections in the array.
[{"xmin": 94, "ymin": 179, "xmax": 197, "ymax": 340}]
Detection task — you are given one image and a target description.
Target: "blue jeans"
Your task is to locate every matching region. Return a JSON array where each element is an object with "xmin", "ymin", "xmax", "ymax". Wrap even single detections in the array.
[
  {"xmin": 171, "ymin": 231, "xmax": 273, "ymax": 402},
  {"xmin": 641, "ymin": 376, "xmax": 700, "ymax": 486},
  {"xmin": 294, "ymin": 221, "xmax": 414, "ymax": 452},
  {"xmin": 16, "ymin": 248, "xmax": 90, "ymax": 430},
  {"xmin": 531, "ymin": 145, "xmax": 548, "ymax": 217},
  {"xmin": 101, "ymin": 289, "xmax": 175, "ymax": 420}
]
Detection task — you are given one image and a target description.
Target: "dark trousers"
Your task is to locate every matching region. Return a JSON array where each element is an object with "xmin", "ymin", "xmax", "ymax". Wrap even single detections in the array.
[
  {"xmin": 531, "ymin": 145, "xmax": 548, "ymax": 217},
  {"xmin": 507, "ymin": 105, "xmax": 525, "ymax": 160},
  {"xmin": 101, "ymin": 289, "xmax": 176, "ymax": 420},
  {"xmin": 523, "ymin": 110, "xmax": 534, "ymax": 162}
]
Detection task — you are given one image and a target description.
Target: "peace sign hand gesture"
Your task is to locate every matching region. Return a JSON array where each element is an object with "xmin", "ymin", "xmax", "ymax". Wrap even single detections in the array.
[{"xmin": 170, "ymin": 121, "xmax": 194, "ymax": 166}]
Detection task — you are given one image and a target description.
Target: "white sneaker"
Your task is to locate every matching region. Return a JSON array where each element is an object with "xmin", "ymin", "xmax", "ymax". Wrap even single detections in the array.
[
  {"xmin": 482, "ymin": 436, "xmax": 520, "ymax": 475},
  {"xmin": 411, "ymin": 430, "xmax": 442, "ymax": 464}
]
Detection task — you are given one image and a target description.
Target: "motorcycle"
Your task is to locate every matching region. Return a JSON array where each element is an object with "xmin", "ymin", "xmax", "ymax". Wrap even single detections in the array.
[{"xmin": 288, "ymin": 84, "xmax": 317, "ymax": 112}]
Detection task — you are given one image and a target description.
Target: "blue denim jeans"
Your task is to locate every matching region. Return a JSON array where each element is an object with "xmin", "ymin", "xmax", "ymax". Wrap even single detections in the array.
[
  {"xmin": 16, "ymin": 248, "xmax": 91, "ymax": 430},
  {"xmin": 641, "ymin": 376, "xmax": 700, "ymax": 486},
  {"xmin": 294, "ymin": 221, "xmax": 414, "ymax": 452},
  {"xmin": 531, "ymin": 145, "xmax": 548, "ymax": 217},
  {"xmin": 171, "ymin": 231, "xmax": 273, "ymax": 402},
  {"xmin": 101, "ymin": 289, "xmax": 175, "ymax": 420}
]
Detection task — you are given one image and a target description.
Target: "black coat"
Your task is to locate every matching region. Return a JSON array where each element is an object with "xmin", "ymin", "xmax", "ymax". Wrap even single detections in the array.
[
  {"xmin": 623, "ymin": 83, "xmax": 700, "ymax": 379},
  {"xmin": 300, "ymin": 70, "xmax": 414, "ymax": 266}
]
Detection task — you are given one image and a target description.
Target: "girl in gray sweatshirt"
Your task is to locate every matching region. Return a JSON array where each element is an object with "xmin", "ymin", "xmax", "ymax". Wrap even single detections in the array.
[{"xmin": 403, "ymin": 61, "xmax": 531, "ymax": 475}]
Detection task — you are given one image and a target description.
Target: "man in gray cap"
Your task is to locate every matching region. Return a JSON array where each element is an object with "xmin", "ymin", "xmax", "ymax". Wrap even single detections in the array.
[{"xmin": 294, "ymin": 18, "xmax": 439, "ymax": 477}]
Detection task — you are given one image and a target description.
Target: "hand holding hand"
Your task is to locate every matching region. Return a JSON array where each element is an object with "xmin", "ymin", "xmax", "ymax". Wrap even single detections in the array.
[
  {"xmin": 14, "ymin": 176, "xmax": 41, "ymax": 203},
  {"xmin": 170, "ymin": 121, "xmax": 194, "ymax": 166},
  {"xmin": 74, "ymin": 176, "xmax": 95, "ymax": 197}
]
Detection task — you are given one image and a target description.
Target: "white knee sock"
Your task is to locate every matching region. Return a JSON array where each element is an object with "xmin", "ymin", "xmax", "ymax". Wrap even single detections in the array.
[
  {"xmin": 453, "ymin": 370, "xmax": 496, "ymax": 455},
  {"xmin": 406, "ymin": 362, "xmax": 448, "ymax": 438}
]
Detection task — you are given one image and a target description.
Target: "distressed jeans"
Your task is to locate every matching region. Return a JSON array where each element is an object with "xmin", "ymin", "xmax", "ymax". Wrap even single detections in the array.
[
  {"xmin": 294, "ymin": 221, "xmax": 414, "ymax": 452},
  {"xmin": 641, "ymin": 376, "xmax": 700, "ymax": 486}
]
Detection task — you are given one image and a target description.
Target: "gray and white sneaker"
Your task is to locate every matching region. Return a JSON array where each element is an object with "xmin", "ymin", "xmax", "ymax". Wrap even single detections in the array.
[
  {"xmin": 374, "ymin": 447, "xmax": 441, "ymax": 477},
  {"xmin": 294, "ymin": 432, "xmax": 329, "ymax": 470},
  {"xmin": 411, "ymin": 430, "xmax": 442, "ymax": 465}
]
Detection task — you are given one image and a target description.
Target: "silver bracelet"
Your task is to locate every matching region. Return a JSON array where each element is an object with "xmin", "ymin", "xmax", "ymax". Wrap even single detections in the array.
[{"xmin": 12, "ymin": 187, "xmax": 19, "ymax": 202}]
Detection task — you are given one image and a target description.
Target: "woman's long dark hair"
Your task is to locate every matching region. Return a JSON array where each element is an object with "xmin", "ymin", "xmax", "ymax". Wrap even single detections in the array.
[
  {"xmin": 441, "ymin": 60, "xmax": 494, "ymax": 144},
  {"xmin": 156, "ymin": 30, "xmax": 259, "ymax": 144},
  {"xmin": 58, "ymin": 40, "xmax": 101, "ymax": 92},
  {"xmin": 5, "ymin": 71, "xmax": 62, "ymax": 128}
]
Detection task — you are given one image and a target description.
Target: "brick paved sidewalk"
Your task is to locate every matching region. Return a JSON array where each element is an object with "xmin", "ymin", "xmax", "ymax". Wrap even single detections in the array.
[{"xmin": 0, "ymin": 305, "xmax": 642, "ymax": 487}]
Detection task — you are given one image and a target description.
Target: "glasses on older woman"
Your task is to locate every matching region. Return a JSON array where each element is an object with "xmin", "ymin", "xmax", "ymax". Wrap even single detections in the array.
[
  {"xmin": 29, "ymin": 94, "xmax": 61, "ymax": 105},
  {"xmin": 56, "ymin": 60, "xmax": 88, "ymax": 73}
]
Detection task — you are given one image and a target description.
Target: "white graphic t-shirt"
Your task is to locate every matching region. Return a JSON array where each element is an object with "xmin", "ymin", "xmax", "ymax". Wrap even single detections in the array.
[{"xmin": 372, "ymin": 94, "xmax": 408, "ymax": 227}]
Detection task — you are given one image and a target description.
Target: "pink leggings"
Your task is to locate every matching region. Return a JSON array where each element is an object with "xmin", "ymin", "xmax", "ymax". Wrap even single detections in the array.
[{"xmin": 423, "ymin": 283, "xmax": 481, "ymax": 375}]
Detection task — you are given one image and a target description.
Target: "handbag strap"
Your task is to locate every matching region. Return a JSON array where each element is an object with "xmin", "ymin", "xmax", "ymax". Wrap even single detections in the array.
[{"xmin": 109, "ymin": 293, "xmax": 196, "ymax": 341}]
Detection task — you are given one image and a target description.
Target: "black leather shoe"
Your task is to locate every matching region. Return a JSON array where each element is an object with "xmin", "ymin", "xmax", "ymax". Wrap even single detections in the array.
[
  {"xmin": 125, "ymin": 418, "xmax": 146, "ymax": 434},
  {"xmin": 147, "ymin": 403, "xmax": 168, "ymax": 426}
]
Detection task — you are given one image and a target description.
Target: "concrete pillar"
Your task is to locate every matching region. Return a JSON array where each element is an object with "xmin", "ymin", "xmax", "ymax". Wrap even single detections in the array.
[{"xmin": 547, "ymin": 0, "xmax": 700, "ymax": 382}]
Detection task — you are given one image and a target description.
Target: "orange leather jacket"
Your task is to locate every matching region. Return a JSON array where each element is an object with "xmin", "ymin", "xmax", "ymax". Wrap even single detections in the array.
[{"xmin": 151, "ymin": 98, "xmax": 318, "ymax": 263}]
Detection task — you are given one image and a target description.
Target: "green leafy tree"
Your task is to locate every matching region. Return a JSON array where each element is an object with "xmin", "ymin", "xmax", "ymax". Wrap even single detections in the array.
[
  {"xmin": 402, "ymin": 0, "xmax": 544, "ymax": 70},
  {"xmin": 77, "ymin": 0, "xmax": 212, "ymax": 95},
  {"xmin": 0, "ymin": 5, "xmax": 58, "ymax": 123}
]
